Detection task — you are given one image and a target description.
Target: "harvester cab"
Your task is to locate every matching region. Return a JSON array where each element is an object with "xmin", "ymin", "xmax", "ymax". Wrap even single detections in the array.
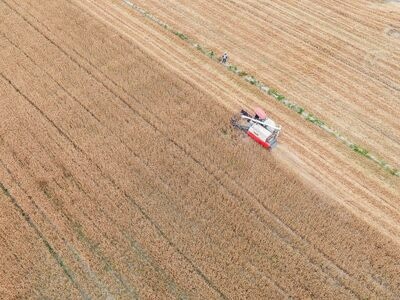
[{"xmin": 231, "ymin": 107, "xmax": 281, "ymax": 149}]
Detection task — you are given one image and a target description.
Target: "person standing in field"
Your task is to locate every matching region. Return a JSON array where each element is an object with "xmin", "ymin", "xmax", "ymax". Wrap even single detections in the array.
[{"xmin": 221, "ymin": 52, "xmax": 228, "ymax": 64}]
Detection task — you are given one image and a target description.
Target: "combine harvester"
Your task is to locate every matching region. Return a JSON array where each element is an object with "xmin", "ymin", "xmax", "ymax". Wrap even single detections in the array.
[{"xmin": 231, "ymin": 107, "xmax": 282, "ymax": 149}]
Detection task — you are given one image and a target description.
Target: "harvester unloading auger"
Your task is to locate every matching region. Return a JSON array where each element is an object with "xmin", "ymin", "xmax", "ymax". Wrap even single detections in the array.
[{"xmin": 231, "ymin": 107, "xmax": 282, "ymax": 149}]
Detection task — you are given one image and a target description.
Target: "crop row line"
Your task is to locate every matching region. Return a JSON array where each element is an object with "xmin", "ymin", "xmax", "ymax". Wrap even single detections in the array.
[
  {"xmin": 122, "ymin": 0, "xmax": 399, "ymax": 177},
  {"xmin": 0, "ymin": 177, "xmax": 89, "ymax": 298}
]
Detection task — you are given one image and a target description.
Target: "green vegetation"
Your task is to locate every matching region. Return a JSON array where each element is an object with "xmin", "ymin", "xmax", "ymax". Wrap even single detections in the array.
[
  {"xmin": 206, "ymin": 50, "xmax": 215, "ymax": 58},
  {"xmin": 228, "ymin": 65, "xmax": 238, "ymax": 72},
  {"xmin": 350, "ymin": 144, "xmax": 369, "ymax": 156},
  {"xmin": 173, "ymin": 31, "xmax": 188, "ymax": 40}
]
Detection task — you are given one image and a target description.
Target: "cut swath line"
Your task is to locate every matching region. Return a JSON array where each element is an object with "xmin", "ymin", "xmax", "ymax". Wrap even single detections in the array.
[{"xmin": 122, "ymin": 0, "xmax": 400, "ymax": 177}]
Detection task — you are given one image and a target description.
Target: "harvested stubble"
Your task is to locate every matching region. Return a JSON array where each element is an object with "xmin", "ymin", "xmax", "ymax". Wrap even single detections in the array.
[{"xmin": 0, "ymin": 0, "xmax": 400, "ymax": 299}]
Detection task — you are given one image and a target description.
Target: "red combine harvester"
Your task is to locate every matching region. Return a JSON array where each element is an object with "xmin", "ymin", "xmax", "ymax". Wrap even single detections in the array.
[{"xmin": 231, "ymin": 107, "xmax": 281, "ymax": 149}]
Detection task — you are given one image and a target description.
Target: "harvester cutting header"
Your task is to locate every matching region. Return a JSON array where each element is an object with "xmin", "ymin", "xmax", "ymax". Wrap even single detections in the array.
[{"xmin": 231, "ymin": 107, "xmax": 281, "ymax": 149}]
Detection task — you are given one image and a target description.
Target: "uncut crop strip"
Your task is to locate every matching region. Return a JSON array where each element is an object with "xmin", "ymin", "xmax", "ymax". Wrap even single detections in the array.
[{"xmin": 122, "ymin": 0, "xmax": 400, "ymax": 177}]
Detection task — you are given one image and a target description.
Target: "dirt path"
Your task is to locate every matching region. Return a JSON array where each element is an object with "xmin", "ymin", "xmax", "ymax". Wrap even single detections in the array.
[{"xmin": 0, "ymin": 0, "xmax": 400, "ymax": 298}]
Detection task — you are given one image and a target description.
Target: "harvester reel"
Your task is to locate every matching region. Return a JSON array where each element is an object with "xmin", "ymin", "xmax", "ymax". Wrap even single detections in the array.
[{"xmin": 231, "ymin": 114, "xmax": 250, "ymax": 132}]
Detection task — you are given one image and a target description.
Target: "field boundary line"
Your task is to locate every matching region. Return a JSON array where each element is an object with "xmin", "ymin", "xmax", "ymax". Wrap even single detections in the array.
[{"xmin": 121, "ymin": 0, "xmax": 399, "ymax": 177}]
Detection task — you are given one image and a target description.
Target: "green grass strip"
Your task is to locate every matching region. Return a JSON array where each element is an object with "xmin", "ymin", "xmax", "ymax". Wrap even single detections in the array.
[{"xmin": 122, "ymin": 0, "xmax": 400, "ymax": 177}]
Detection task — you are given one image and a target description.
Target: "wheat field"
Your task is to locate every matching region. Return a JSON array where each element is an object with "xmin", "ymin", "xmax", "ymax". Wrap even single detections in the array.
[{"xmin": 0, "ymin": 0, "xmax": 399, "ymax": 298}]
